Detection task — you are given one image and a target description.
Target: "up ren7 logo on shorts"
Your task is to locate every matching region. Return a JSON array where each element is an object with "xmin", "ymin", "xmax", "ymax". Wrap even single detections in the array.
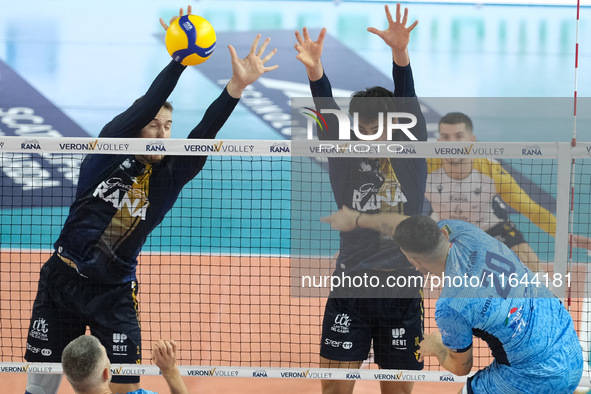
[{"xmin": 304, "ymin": 107, "xmax": 418, "ymax": 141}]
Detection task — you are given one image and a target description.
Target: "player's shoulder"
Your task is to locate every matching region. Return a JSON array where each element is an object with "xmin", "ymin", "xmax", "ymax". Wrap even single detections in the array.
[
  {"xmin": 426, "ymin": 158, "xmax": 443, "ymax": 174},
  {"xmin": 438, "ymin": 219, "xmax": 481, "ymax": 238},
  {"xmin": 473, "ymin": 158, "xmax": 508, "ymax": 176}
]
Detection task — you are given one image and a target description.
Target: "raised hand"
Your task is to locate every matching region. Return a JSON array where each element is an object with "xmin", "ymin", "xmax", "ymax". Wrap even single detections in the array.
[
  {"xmin": 367, "ymin": 3, "xmax": 418, "ymax": 66},
  {"xmin": 226, "ymin": 34, "xmax": 278, "ymax": 98},
  {"xmin": 294, "ymin": 27, "xmax": 326, "ymax": 81},
  {"xmin": 159, "ymin": 5, "xmax": 192, "ymax": 31}
]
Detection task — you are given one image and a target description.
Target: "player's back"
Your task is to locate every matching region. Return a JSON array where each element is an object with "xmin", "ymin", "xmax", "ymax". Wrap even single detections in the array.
[{"xmin": 435, "ymin": 220, "xmax": 571, "ymax": 367}]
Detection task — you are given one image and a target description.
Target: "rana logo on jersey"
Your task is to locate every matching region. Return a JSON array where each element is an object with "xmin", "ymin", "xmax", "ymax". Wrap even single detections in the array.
[{"xmin": 93, "ymin": 177, "xmax": 150, "ymax": 220}]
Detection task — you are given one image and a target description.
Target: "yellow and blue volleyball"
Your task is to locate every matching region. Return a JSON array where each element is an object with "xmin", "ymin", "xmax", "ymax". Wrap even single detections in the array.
[{"xmin": 165, "ymin": 14, "xmax": 216, "ymax": 66}]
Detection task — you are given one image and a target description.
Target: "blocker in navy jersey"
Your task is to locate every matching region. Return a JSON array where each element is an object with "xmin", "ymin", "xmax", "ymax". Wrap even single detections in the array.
[
  {"xmin": 435, "ymin": 220, "xmax": 582, "ymax": 393},
  {"xmin": 25, "ymin": 60, "xmax": 240, "ymax": 385}
]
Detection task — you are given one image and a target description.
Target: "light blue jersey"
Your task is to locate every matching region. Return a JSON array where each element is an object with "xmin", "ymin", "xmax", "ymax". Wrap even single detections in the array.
[{"xmin": 435, "ymin": 220, "xmax": 582, "ymax": 393}]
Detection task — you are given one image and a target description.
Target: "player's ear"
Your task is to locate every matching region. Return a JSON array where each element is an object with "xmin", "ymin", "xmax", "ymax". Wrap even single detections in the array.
[{"xmin": 469, "ymin": 132, "xmax": 476, "ymax": 142}]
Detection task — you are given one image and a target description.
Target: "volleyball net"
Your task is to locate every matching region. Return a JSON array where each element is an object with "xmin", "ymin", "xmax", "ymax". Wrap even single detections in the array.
[{"xmin": 0, "ymin": 135, "xmax": 590, "ymax": 385}]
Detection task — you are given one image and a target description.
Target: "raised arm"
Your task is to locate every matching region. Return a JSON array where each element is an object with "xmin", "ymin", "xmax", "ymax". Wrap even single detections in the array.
[
  {"xmin": 152, "ymin": 340, "xmax": 189, "ymax": 394},
  {"xmin": 295, "ymin": 27, "xmax": 341, "ymax": 141},
  {"xmin": 367, "ymin": 3, "xmax": 418, "ymax": 67},
  {"xmin": 100, "ymin": 7, "xmax": 194, "ymax": 138},
  {"xmin": 188, "ymin": 34, "xmax": 278, "ymax": 140}
]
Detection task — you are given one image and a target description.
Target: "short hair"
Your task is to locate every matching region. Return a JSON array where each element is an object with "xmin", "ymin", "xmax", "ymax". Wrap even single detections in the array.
[
  {"xmin": 349, "ymin": 86, "xmax": 395, "ymax": 123},
  {"xmin": 439, "ymin": 112, "xmax": 473, "ymax": 132},
  {"xmin": 393, "ymin": 216, "xmax": 446, "ymax": 255},
  {"xmin": 133, "ymin": 96, "xmax": 173, "ymax": 112},
  {"xmin": 62, "ymin": 335, "xmax": 106, "ymax": 392}
]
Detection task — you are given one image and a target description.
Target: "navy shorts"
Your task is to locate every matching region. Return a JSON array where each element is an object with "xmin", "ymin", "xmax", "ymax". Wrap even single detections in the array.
[
  {"xmin": 25, "ymin": 253, "xmax": 142, "ymax": 384},
  {"xmin": 486, "ymin": 221, "xmax": 526, "ymax": 249},
  {"xmin": 320, "ymin": 293, "xmax": 424, "ymax": 369}
]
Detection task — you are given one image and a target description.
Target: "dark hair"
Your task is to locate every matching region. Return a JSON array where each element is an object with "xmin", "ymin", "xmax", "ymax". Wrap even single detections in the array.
[
  {"xmin": 393, "ymin": 216, "xmax": 445, "ymax": 255},
  {"xmin": 349, "ymin": 86, "xmax": 395, "ymax": 123},
  {"xmin": 439, "ymin": 112, "xmax": 473, "ymax": 132},
  {"xmin": 133, "ymin": 96, "xmax": 173, "ymax": 112}
]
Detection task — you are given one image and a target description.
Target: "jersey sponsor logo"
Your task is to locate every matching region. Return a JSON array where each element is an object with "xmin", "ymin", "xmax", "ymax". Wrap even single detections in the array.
[
  {"xmin": 21, "ymin": 139, "xmax": 41, "ymax": 150},
  {"xmin": 331, "ymin": 313, "xmax": 351, "ymax": 333},
  {"xmin": 480, "ymin": 295, "xmax": 493, "ymax": 316},
  {"xmin": 391, "ymin": 327, "xmax": 407, "ymax": 349},
  {"xmin": 270, "ymin": 142, "xmax": 290, "ymax": 153},
  {"xmin": 112, "ymin": 333, "xmax": 128, "ymax": 356},
  {"xmin": 352, "ymin": 181, "xmax": 407, "ymax": 211},
  {"xmin": 324, "ymin": 338, "xmax": 352, "ymax": 350},
  {"xmin": 504, "ymin": 305, "xmax": 527, "ymax": 338},
  {"xmin": 30, "ymin": 317, "xmax": 49, "ymax": 341},
  {"xmin": 93, "ymin": 177, "xmax": 149, "ymax": 220},
  {"xmin": 522, "ymin": 145, "xmax": 542, "ymax": 156}
]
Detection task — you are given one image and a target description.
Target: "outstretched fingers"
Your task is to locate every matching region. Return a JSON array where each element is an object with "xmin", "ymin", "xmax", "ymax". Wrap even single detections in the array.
[
  {"xmin": 249, "ymin": 34, "xmax": 262, "ymax": 55},
  {"xmin": 257, "ymin": 37, "xmax": 271, "ymax": 58}
]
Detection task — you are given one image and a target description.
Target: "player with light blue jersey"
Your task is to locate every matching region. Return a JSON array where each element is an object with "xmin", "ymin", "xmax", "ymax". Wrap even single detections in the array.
[
  {"xmin": 434, "ymin": 220, "xmax": 582, "ymax": 393},
  {"xmin": 322, "ymin": 208, "xmax": 583, "ymax": 392},
  {"xmin": 390, "ymin": 216, "xmax": 583, "ymax": 394}
]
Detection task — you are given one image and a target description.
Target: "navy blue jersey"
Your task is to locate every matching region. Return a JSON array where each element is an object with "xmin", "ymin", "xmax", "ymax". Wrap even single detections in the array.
[
  {"xmin": 310, "ymin": 63, "xmax": 427, "ymax": 273},
  {"xmin": 55, "ymin": 60, "xmax": 239, "ymax": 283}
]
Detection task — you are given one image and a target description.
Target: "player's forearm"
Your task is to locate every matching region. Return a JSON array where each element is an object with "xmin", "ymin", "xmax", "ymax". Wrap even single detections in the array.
[
  {"xmin": 356, "ymin": 212, "xmax": 408, "ymax": 236},
  {"xmin": 392, "ymin": 48, "xmax": 410, "ymax": 67},
  {"xmin": 437, "ymin": 348, "xmax": 472, "ymax": 376},
  {"xmin": 162, "ymin": 366, "xmax": 190, "ymax": 394},
  {"xmin": 306, "ymin": 61, "xmax": 324, "ymax": 82}
]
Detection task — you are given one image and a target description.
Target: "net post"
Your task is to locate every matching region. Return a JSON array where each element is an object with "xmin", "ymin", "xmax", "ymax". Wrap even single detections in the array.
[{"xmin": 552, "ymin": 142, "xmax": 572, "ymax": 302}]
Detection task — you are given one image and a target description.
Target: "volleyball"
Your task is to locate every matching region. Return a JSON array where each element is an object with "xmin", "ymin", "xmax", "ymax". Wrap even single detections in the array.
[{"xmin": 165, "ymin": 14, "xmax": 216, "ymax": 66}]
